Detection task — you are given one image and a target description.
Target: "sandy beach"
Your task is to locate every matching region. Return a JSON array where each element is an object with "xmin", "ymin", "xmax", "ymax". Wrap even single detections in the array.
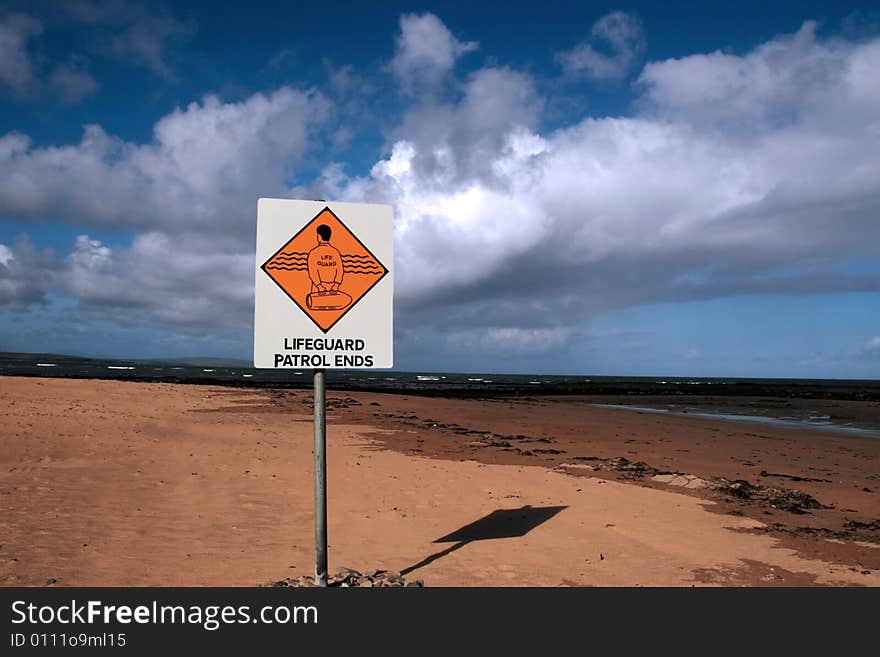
[{"xmin": 1, "ymin": 376, "xmax": 878, "ymax": 587}]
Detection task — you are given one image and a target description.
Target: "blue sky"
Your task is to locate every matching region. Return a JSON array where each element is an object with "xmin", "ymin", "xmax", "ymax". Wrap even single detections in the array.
[{"xmin": 0, "ymin": 0, "xmax": 878, "ymax": 377}]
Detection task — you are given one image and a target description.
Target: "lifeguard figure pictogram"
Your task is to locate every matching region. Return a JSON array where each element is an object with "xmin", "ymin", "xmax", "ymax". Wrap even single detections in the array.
[{"xmin": 306, "ymin": 224, "xmax": 352, "ymax": 310}]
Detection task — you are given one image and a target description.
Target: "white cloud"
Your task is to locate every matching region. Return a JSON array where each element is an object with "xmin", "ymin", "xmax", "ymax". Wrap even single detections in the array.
[
  {"xmin": 384, "ymin": 66, "xmax": 543, "ymax": 186},
  {"xmin": 1, "ymin": 230, "xmax": 252, "ymax": 325},
  {"xmin": 389, "ymin": 13, "xmax": 477, "ymax": 92},
  {"xmin": 557, "ymin": 11, "xmax": 645, "ymax": 80},
  {"xmin": 0, "ymin": 12, "xmax": 42, "ymax": 96},
  {"xmin": 66, "ymin": 233, "xmax": 253, "ymax": 326},
  {"xmin": 0, "ymin": 86, "xmax": 326, "ymax": 326},
  {"xmin": 0, "ymin": 87, "xmax": 327, "ymax": 234},
  {"xmin": 636, "ymin": 21, "xmax": 877, "ymax": 130},
  {"xmin": 311, "ymin": 22, "xmax": 880, "ymax": 344}
]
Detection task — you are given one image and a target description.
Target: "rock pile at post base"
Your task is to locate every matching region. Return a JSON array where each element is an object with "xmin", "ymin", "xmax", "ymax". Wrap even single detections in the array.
[{"xmin": 265, "ymin": 568, "xmax": 424, "ymax": 588}]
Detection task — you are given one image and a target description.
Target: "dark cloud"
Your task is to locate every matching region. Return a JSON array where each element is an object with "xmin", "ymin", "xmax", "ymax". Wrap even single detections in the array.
[
  {"xmin": 56, "ymin": 0, "xmax": 195, "ymax": 80},
  {"xmin": 0, "ymin": 12, "xmax": 43, "ymax": 97},
  {"xmin": 0, "ymin": 236, "xmax": 59, "ymax": 308},
  {"xmin": 557, "ymin": 11, "xmax": 645, "ymax": 80}
]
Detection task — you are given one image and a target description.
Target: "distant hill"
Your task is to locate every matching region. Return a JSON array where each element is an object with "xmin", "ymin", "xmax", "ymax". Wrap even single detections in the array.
[
  {"xmin": 0, "ymin": 351, "xmax": 106, "ymax": 363},
  {"xmin": 0, "ymin": 352, "xmax": 252, "ymax": 369},
  {"xmin": 137, "ymin": 357, "xmax": 253, "ymax": 368}
]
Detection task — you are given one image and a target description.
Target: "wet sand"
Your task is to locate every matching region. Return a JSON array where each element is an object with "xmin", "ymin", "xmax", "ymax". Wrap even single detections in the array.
[{"xmin": 0, "ymin": 376, "xmax": 877, "ymax": 586}]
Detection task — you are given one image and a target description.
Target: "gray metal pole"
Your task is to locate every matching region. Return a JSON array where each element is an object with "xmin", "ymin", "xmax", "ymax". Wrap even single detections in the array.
[{"xmin": 313, "ymin": 368, "xmax": 328, "ymax": 587}]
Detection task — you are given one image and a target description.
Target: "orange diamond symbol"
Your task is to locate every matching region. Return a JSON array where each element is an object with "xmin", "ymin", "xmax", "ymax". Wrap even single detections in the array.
[{"xmin": 261, "ymin": 206, "xmax": 389, "ymax": 333}]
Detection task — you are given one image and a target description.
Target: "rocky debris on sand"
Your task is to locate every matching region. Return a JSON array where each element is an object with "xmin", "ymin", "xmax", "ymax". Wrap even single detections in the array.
[
  {"xmin": 468, "ymin": 439, "xmax": 512, "ymax": 448},
  {"xmin": 651, "ymin": 473, "xmax": 710, "ymax": 489},
  {"xmin": 594, "ymin": 456, "xmax": 663, "ymax": 479},
  {"xmin": 844, "ymin": 519, "xmax": 880, "ymax": 533},
  {"xmin": 556, "ymin": 462, "xmax": 598, "ymax": 472},
  {"xmin": 557, "ymin": 457, "xmax": 827, "ymax": 516},
  {"xmin": 714, "ymin": 478, "xmax": 824, "ymax": 514},
  {"xmin": 758, "ymin": 470, "xmax": 832, "ymax": 484},
  {"xmin": 644, "ymin": 468, "xmax": 827, "ymax": 515},
  {"xmin": 753, "ymin": 521, "xmax": 880, "ymax": 546},
  {"xmin": 421, "ymin": 419, "xmax": 485, "ymax": 435},
  {"xmin": 264, "ymin": 568, "xmax": 423, "ymax": 588},
  {"xmin": 302, "ymin": 396, "xmax": 362, "ymax": 410},
  {"xmin": 384, "ymin": 415, "xmax": 558, "ymax": 449},
  {"xmin": 376, "ymin": 407, "xmax": 840, "ymax": 519},
  {"xmin": 556, "ymin": 456, "xmax": 666, "ymax": 479}
]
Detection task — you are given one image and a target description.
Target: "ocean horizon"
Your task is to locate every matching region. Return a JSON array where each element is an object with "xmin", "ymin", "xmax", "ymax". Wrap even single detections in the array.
[{"xmin": 3, "ymin": 351, "xmax": 879, "ymax": 438}]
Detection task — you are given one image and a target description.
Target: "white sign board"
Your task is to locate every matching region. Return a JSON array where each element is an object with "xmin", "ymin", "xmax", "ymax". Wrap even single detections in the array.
[{"xmin": 254, "ymin": 198, "xmax": 393, "ymax": 368}]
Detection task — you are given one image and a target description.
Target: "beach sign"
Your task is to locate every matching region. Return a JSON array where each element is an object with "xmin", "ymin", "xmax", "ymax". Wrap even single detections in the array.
[
  {"xmin": 254, "ymin": 197, "xmax": 393, "ymax": 586},
  {"xmin": 254, "ymin": 199, "xmax": 393, "ymax": 369}
]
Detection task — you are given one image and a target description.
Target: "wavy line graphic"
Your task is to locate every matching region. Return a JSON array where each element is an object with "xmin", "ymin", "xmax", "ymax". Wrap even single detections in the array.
[
  {"xmin": 266, "ymin": 269, "xmax": 381, "ymax": 276},
  {"xmin": 267, "ymin": 250, "xmax": 384, "ymax": 277},
  {"xmin": 287, "ymin": 261, "xmax": 377, "ymax": 265},
  {"xmin": 273, "ymin": 253, "xmax": 376, "ymax": 259},
  {"xmin": 267, "ymin": 262, "xmax": 381, "ymax": 270}
]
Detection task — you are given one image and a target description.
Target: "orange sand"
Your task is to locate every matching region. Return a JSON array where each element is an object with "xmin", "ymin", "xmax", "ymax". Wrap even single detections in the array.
[{"xmin": 1, "ymin": 377, "xmax": 877, "ymax": 586}]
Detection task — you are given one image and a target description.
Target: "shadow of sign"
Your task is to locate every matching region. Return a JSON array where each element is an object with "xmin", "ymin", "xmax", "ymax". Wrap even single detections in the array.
[{"xmin": 401, "ymin": 505, "xmax": 567, "ymax": 577}]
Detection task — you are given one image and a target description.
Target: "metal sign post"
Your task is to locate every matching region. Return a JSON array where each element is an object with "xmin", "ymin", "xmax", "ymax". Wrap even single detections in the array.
[{"xmin": 313, "ymin": 368, "xmax": 328, "ymax": 587}]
